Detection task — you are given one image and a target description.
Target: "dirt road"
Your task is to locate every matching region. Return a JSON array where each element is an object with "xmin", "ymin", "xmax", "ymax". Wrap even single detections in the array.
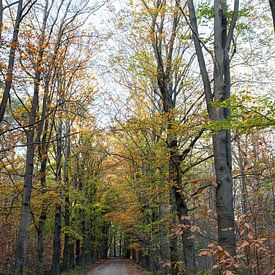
[{"xmin": 86, "ymin": 258, "xmax": 129, "ymax": 275}]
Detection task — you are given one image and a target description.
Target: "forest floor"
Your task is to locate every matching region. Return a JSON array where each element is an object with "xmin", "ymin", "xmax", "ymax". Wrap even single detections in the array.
[{"xmin": 78, "ymin": 258, "xmax": 146, "ymax": 275}]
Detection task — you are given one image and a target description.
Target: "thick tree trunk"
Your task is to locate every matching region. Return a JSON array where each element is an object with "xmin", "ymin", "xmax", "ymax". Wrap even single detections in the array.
[
  {"xmin": 169, "ymin": 144, "xmax": 197, "ymax": 274},
  {"xmin": 187, "ymin": 0, "xmax": 238, "ymax": 258},
  {"xmin": 75, "ymin": 239, "xmax": 81, "ymax": 266},
  {"xmin": 101, "ymin": 222, "xmax": 110, "ymax": 259},
  {"xmin": 213, "ymin": 133, "xmax": 236, "ymax": 255},
  {"xmin": 213, "ymin": 0, "xmax": 236, "ymax": 256},
  {"xmin": 175, "ymin": 188, "xmax": 197, "ymax": 275},
  {"xmin": 167, "ymin": 117, "xmax": 197, "ymax": 274}
]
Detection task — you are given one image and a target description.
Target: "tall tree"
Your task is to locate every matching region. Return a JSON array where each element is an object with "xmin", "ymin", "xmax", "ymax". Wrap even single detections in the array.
[
  {"xmin": 0, "ymin": 0, "xmax": 35, "ymax": 123},
  {"xmin": 186, "ymin": 0, "xmax": 239, "ymax": 257}
]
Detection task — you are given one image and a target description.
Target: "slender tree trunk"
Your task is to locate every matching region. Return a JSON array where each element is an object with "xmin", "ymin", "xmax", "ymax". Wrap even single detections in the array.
[
  {"xmin": 37, "ymin": 135, "xmax": 48, "ymax": 275},
  {"xmin": 84, "ymin": 218, "xmax": 92, "ymax": 265},
  {"xmin": 15, "ymin": 1, "xmax": 49, "ymax": 271},
  {"xmin": 113, "ymin": 236, "xmax": 116, "ymax": 257},
  {"xmin": 80, "ymin": 209, "xmax": 86, "ymax": 264},
  {"xmin": 52, "ymin": 120, "xmax": 63, "ymax": 274},
  {"xmin": 169, "ymin": 187, "xmax": 179, "ymax": 275},
  {"xmin": 159, "ymin": 203, "xmax": 169, "ymax": 275},
  {"xmin": 63, "ymin": 195, "xmax": 70, "ymax": 271},
  {"xmin": 14, "ymin": 130, "xmax": 36, "ymax": 274},
  {"xmin": 14, "ymin": 35, "xmax": 42, "ymax": 275},
  {"xmin": 269, "ymin": 0, "xmax": 275, "ymax": 30},
  {"xmin": 0, "ymin": 0, "xmax": 23, "ymax": 123},
  {"xmin": 63, "ymin": 121, "xmax": 73, "ymax": 270},
  {"xmin": 119, "ymin": 232, "xmax": 122, "ymax": 257},
  {"xmin": 52, "ymin": 205, "xmax": 62, "ymax": 274},
  {"xmin": 0, "ymin": 0, "xmax": 3, "ymax": 42}
]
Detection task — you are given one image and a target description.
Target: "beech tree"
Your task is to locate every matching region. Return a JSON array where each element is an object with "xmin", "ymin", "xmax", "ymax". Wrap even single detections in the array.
[
  {"xmin": 185, "ymin": 0, "xmax": 239, "ymax": 258},
  {"xmin": 0, "ymin": 0, "xmax": 274, "ymax": 274}
]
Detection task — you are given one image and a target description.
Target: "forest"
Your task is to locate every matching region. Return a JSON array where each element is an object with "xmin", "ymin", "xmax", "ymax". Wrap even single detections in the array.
[{"xmin": 0, "ymin": 0, "xmax": 274, "ymax": 274}]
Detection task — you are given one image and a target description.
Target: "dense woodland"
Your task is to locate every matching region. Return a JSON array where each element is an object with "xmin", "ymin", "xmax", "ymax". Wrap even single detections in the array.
[{"xmin": 0, "ymin": 0, "xmax": 274, "ymax": 274}]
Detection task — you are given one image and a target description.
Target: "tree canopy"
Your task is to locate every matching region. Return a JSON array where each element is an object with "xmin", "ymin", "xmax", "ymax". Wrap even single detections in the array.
[{"xmin": 0, "ymin": 0, "xmax": 274, "ymax": 274}]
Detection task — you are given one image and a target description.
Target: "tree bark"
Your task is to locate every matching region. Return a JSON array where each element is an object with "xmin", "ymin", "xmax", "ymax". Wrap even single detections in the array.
[
  {"xmin": 63, "ymin": 121, "xmax": 74, "ymax": 270},
  {"xmin": 187, "ymin": 0, "xmax": 238, "ymax": 257},
  {"xmin": 159, "ymin": 203, "xmax": 169, "ymax": 275},
  {"xmin": 37, "ymin": 125, "xmax": 49, "ymax": 275},
  {"xmin": 52, "ymin": 120, "xmax": 63, "ymax": 274},
  {"xmin": 14, "ymin": 129, "xmax": 36, "ymax": 274},
  {"xmin": 63, "ymin": 195, "xmax": 71, "ymax": 271},
  {"xmin": 15, "ymin": 1, "xmax": 49, "ymax": 271},
  {"xmin": 212, "ymin": 0, "xmax": 237, "ymax": 256},
  {"xmin": 270, "ymin": 0, "xmax": 275, "ymax": 31},
  {"xmin": 0, "ymin": 0, "xmax": 23, "ymax": 123},
  {"xmin": 14, "ymin": 18, "xmax": 43, "ymax": 272},
  {"xmin": 84, "ymin": 218, "xmax": 93, "ymax": 265},
  {"xmin": 52, "ymin": 205, "xmax": 62, "ymax": 274}
]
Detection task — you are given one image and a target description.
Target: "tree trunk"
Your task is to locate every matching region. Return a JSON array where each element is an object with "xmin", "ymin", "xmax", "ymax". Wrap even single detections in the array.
[
  {"xmin": 80, "ymin": 209, "xmax": 86, "ymax": 264},
  {"xmin": 15, "ymin": 1, "xmax": 49, "ymax": 271},
  {"xmin": 0, "ymin": 0, "xmax": 3, "ymax": 42},
  {"xmin": 75, "ymin": 239, "xmax": 81, "ymax": 266},
  {"xmin": 52, "ymin": 205, "xmax": 62, "ymax": 274},
  {"xmin": 101, "ymin": 222, "xmax": 110, "ymax": 259},
  {"xmin": 187, "ymin": 0, "xmax": 238, "ymax": 258},
  {"xmin": 14, "ymin": 35, "xmax": 42, "ymax": 275},
  {"xmin": 37, "ymin": 143, "xmax": 48, "ymax": 275},
  {"xmin": 84, "ymin": 218, "xmax": 92, "ymax": 265},
  {"xmin": 167, "ymin": 115, "xmax": 197, "ymax": 274},
  {"xmin": 159, "ymin": 203, "xmax": 169, "ymax": 275},
  {"xmin": 0, "ymin": 0, "xmax": 23, "ymax": 123},
  {"xmin": 213, "ymin": 0, "xmax": 236, "ymax": 256},
  {"xmin": 169, "ymin": 187, "xmax": 179, "ymax": 275},
  {"xmin": 52, "ymin": 120, "xmax": 63, "ymax": 274},
  {"xmin": 270, "ymin": 0, "xmax": 275, "ymax": 30},
  {"xmin": 63, "ymin": 195, "xmax": 70, "ymax": 271},
  {"xmin": 14, "ymin": 130, "xmax": 36, "ymax": 274},
  {"xmin": 175, "ymin": 188, "xmax": 197, "ymax": 275},
  {"xmin": 63, "ymin": 121, "xmax": 73, "ymax": 270},
  {"xmin": 113, "ymin": 236, "xmax": 116, "ymax": 257}
]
